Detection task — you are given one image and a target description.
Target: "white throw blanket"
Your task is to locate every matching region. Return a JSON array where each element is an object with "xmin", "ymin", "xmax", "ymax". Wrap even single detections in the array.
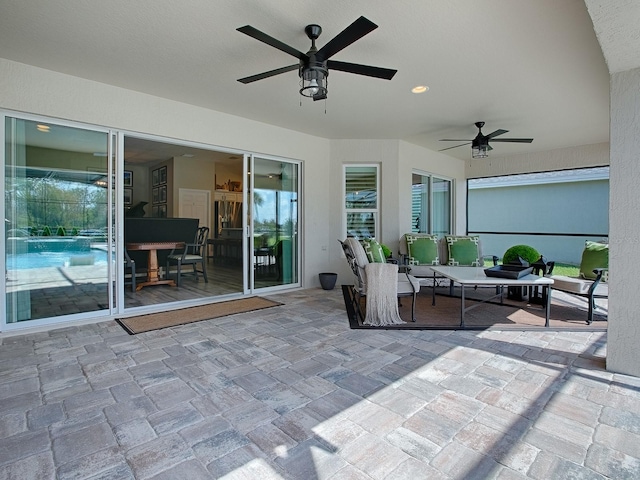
[{"xmin": 363, "ymin": 263, "xmax": 405, "ymax": 326}]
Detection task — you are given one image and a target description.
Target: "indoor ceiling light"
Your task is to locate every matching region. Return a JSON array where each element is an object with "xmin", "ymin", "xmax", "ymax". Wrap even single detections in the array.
[
  {"xmin": 36, "ymin": 124, "xmax": 50, "ymax": 132},
  {"xmin": 411, "ymin": 85, "xmax": 429, "ymax": 94}
]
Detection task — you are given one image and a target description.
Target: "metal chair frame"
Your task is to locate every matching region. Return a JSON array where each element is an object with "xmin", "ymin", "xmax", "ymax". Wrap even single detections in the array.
[{"xmin": 166, "ymin": 226, "xmax": 209, "ymax": 287}]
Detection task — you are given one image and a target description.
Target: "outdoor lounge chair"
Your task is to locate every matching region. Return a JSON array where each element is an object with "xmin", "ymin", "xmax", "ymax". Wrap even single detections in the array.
[
  {"xmin": 339, "ymin": 237, "xmax": 420, "ymax": 323},
  {"xmin": 550, "ymin": 240, "xmax": 608, "ymax": 324}
]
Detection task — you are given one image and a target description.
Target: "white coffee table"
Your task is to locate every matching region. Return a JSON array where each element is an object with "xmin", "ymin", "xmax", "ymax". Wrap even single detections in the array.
[{"xmin": 430, "ymin": 266, "xmax": 554, "ymax": 327}]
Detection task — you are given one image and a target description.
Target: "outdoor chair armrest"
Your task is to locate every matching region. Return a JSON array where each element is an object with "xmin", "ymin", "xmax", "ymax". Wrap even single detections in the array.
[
  {"xmin": 483, "ymin": 255, "xmax": 499, "ymax": 266},
  {"xmin": 588, "ymin": 268, "xmax": 607, "ymax": 293},
  {"xmin": 546, "ymin": 261, "xmax": 556, "ymax": 276}
]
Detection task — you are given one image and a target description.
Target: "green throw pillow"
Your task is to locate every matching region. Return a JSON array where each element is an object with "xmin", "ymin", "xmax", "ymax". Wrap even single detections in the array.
[
  {"xmin": 446, "ymin": 235, "xmax": 481, "ymax": 266},
  {"xmin": 579, "ymin": 241, "xmax": 608, "ymax": 280},
  {"xmin": 362, "ymin": 238, "xmax": 386, "ymax": 263},
  {"xmin": 406, "ymin": 234, "xmax": 439, "ymax": 265}
]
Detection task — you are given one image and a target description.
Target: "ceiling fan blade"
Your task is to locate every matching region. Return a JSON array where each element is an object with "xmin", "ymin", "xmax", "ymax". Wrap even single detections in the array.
[
  {"xmin": 439, "ymin": 139, "xmax": 473, "ymax": 142},
  {"xmin": 438, "ymin": 142, "xmax": 471, "ymax": 152},
  {"xmin": 327, "ymin": 60, "xmax": 397, "ymax": 79},
  {"xmin": 237, "ymin": 25, "xmax": 307, "ymax": 60},
  {"xmin": 486, "ymin": 129, "xmax": 509, "ymax": 139},
  {"xmin": 490, "ymin": 138, "xmax": 534, "ymax": 143},
  {"xmin": 316, "ymin": 16, "xmax": 377, "ymax": 61},
  {"xmin": 237, "ymin": 64, "xmax": 299, "ymax": 84}
]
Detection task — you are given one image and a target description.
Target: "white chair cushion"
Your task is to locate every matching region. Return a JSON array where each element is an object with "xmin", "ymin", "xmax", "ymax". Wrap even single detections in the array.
[
  {"xmin": 345, "ymin": 237, "xmax": 369, "ymax": 267},
  {"xmin": 405, "ymin": 264, "xmax": 436, "ymax": 278},
  {"xmin": 551, "ymin": 275, "xmax": 608, "ymax": 296},
  {"xmin": 397, "ymin": 273, "xmax": 421, "ymax": 295}
]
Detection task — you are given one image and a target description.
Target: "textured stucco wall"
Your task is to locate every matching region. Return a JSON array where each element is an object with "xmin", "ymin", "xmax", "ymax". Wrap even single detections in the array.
[
  {"xmin": 607, "ymin": 67, "xmax": 640, "ymax": 376},
  {"xmin": 466, "ymin": 143, "xmax": 610, "ymax": 179},
  {"xmin": 0, "ymin": 58, "xmax": 331, "ymax": 290}
]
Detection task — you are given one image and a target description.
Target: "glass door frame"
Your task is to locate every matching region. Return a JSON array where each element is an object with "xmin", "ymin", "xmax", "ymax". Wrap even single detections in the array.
[
  {"xmin": 411, "ymin": 169, "xmax": 454, "ymax": 236},
  {"xmin": 1, "ymin": 110, "xmax": 116, "ymax": 331},
  {"xmin": 248, "ymin": 153, "xmax": 302, "ymax": 293}
]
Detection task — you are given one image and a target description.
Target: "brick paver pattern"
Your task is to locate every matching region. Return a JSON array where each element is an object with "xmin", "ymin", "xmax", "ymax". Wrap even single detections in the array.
[{"xmin": 0, "ymin": 288, "xmax": 638, "ymax": 479}]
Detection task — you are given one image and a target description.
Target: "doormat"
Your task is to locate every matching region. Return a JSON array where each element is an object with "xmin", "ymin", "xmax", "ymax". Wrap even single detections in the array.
[{"xmin": 117, "ymin": 297, "xmax": 282, "ymax": 334}]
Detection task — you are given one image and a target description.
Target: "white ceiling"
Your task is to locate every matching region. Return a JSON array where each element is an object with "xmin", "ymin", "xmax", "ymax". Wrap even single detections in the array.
[{"xmin": 0, "ymin": 0, "xmax": 634, "ymax": 161}]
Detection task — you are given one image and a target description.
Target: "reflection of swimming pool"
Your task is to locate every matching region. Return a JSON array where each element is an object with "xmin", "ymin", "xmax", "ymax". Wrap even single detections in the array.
[{"xmin": 7, "ymin": 249, "xmax": 109, "ymax": 270}]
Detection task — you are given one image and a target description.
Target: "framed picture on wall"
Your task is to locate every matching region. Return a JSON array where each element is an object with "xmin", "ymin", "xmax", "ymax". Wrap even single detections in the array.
[
  {"xmin": 123, "ymin": 188, "xmax": 133, "ymax": 205},
  {"xmin": 152, "ymin": 187, "xmax": 159, "ymax": 204},
  {"xmin": 159, "ymin": 166, "xmax": 167, "ymax": 184},
  {"xmin": 123, "ymin": 171, "xmax": 133, "ymax": 187},
  {"xmin": 152, "ymin": 168, "xmax": 159, "ymax": 186},
  {"xmin": 159, "ymin": 185, "xmax": 167, "ymax": 203}
]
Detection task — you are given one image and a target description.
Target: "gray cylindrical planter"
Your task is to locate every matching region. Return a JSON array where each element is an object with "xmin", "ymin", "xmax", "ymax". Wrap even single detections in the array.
[{"xmin": 319, "ymin": 272, "xmax": 338, "ymax": 290}]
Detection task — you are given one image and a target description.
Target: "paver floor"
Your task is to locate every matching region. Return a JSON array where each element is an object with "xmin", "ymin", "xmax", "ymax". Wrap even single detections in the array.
[{"xmin": 0, "ymin": 288, "xmax": 637, "ymax": 479}]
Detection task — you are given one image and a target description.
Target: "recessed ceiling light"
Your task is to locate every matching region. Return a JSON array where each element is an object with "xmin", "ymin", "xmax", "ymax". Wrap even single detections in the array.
[
  {"xmin": 36, "ymin": 124, "xmax": 50, "ymax": 132},
  {"xmin": 411, "ymin": 85, "xmax": 429, "ymax": 94},
  {"xmin": 181, "ymin": 154, "xmax": 194, "ymax": 158}
]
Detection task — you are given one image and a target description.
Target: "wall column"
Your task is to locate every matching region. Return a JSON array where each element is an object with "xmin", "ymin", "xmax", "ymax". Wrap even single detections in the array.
[{"xmin": 607, "ymin": 66, "xmax": 640, "ymax": 376}]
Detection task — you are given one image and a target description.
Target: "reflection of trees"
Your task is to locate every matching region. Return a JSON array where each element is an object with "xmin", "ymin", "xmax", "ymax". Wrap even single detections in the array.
[
  {"xmin": 253, "ymin": 191, "xmax": 264, "ymax": 223},
  {"xmin": 17, "ymin": 178, "xmax": 108, "ymax": 230}
]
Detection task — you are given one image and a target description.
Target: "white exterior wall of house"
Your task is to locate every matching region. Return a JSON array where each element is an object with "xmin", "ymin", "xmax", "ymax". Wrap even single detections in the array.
[
  {"xmin": 466, "ymin": 142, "xmax": 610, "ymax": 178},
  {"xmin": 1, "ymin": 58, "xmax": 465, "ymax": 292},
  {"xmin": 607, "ymin": 66, "xmax": 640, "ymax": 376},
  {"xmin": 0, "ymin": 58, "xmax": 331, "ymax": 290}
]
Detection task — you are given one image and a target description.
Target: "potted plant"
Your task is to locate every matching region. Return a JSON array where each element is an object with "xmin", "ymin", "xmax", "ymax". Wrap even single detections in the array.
[
  {"xmin": 503, "ymin": 244, "xmax": 540, "ymax": 266},
  {"xmin": 503, "ymin": 244, "xmax": 540, "ymax": 300}
]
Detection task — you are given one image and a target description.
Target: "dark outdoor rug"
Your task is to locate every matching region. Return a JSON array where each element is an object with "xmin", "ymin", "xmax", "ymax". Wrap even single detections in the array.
[
  {"xmin": 117, "ymin": 297, "xmax": 282, "ymax": 334},
  {"xmin": 342, "ymin": 284, "xmax": 607, "ymax": 331}
]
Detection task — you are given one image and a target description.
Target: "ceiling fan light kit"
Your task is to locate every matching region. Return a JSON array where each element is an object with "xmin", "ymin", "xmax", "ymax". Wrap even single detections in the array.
[
  {"xmin": 237, "ymin": 16, "xmax": 396, "ymax": 102},
  {"xmin": 299, "ymin": 64, "xmax": 328, "ymax": 100},
  {"xmin": 471, "ymin": 140, "xmax": 489, "ymax": 158}
]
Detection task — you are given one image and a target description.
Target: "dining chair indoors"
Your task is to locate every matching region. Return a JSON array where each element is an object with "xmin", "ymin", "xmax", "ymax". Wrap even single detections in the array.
[{"xmin": 166, "ymin": 226, "xmax": 209, "ymax": 287}]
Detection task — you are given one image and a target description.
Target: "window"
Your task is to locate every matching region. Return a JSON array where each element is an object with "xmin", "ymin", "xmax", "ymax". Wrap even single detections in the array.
[
  {"xmin": 412, "ymin": 172, "xmax": 452, "ymax": 235},
  {"xmin": 344, "ymin": 165, "xmax": 379, "ymax": 239}
]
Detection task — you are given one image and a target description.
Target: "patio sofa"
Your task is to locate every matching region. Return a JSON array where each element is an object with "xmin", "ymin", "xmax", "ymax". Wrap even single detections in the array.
[{"xmin": 398, "ymin": 234, "xmax": 498, "ymax": 279}]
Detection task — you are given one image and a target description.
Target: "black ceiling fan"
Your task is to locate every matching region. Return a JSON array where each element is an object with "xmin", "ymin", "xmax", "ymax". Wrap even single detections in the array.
[
  {"xmin": 236, "ymin": 16, "xmax": 397, "ymax": 101},
  {"xmin": 439, "ymin": 122, "xmax": 533, "ymax": 158}
]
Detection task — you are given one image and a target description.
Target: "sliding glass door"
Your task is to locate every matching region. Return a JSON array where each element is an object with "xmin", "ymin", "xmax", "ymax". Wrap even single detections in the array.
[
  {"xmin": 2, "ymin": 114, "xmax": 303, "ymax": 330},
  {"xmin": 251, "ymin": 156, "xmax": 300, "ymax": 289},
  {"xmin": 411, "ymin": 171, "xmax": 452, "ymax": 236},
  {"xmin": 3, "ymin": 116, "xmax": 113, "ymax": 326}
]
